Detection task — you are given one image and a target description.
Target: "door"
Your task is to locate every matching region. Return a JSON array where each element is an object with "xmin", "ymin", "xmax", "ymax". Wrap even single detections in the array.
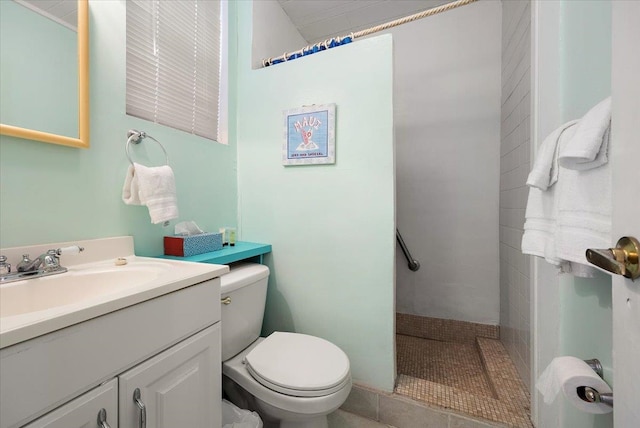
[
  {"xmin": 610, "ymin": 2, "xmax": 640, "ymax": 425},
  {"xmin": 24, "ymin": 379, "xmax": 117, "ymax": 428},
  {"xmin": 118, "ymin": 324, "xmax": 221, "ymax": 428}
]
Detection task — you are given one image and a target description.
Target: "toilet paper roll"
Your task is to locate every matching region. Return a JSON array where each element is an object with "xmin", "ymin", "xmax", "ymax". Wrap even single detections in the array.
[{"xmin": 536, "ymin": 356, "xmax": 612, "ymax": 414}]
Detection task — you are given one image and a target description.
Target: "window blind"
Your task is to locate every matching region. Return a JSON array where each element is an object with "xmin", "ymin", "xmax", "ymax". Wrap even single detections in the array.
[{"xmin": 126, "ymin": 0, "xmax": 223, "ymax": 142}]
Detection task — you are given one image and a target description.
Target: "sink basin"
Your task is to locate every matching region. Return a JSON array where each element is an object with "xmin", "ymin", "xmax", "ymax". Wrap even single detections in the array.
[
  {"xmin": 0, "ymin": 261, "xmax": 168, "ymax": 317},
  {"xmin": 0, "ymin": 242, "xmax": 228, "ymax": 350}
]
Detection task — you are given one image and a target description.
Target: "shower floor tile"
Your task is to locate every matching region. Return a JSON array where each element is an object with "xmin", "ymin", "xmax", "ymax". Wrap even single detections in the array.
[
  {"xmin": 395, "ymin": 334, "xmax": 532, "ymax": 427},
  {"xmin": 397, "ymin": 334, "xmax": 495, "ymax": 397}
]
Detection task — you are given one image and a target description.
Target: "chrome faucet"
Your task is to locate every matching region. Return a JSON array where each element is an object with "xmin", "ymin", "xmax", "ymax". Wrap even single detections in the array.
[
  {"xmin": 18, "ymin": 250, "xmax": 62, "ymax": 273},
  {"xmin": 0, "ymin": 246, "xmax": 84, "ymax": 284}
]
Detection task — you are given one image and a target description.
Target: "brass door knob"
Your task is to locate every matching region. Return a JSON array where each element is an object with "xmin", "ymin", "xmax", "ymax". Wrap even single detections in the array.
[{"xmin": 586, "ymin": 236, "xmax": 640, "ymax": 280}]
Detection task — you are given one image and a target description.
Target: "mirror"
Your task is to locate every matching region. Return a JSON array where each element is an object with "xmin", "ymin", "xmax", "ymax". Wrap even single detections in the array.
[{"xmin": 0, "ymin": 0, "xmax": 89, "ymax": 148}]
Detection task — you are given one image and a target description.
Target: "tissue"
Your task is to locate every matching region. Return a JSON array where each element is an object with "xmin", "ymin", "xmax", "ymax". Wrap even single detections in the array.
[
  {"xmin": 174, "ymin": 221, "xmax": 204, "ymax": 236},
  {"xmin": 536, "ymin": 356, "xmax": 612, "ymax": 414}
]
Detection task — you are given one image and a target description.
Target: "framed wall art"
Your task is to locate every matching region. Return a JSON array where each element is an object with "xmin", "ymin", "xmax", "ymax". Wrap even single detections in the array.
[{"xmin": 282, "ymin": 103, "xmax": 336, "ymax": 166}]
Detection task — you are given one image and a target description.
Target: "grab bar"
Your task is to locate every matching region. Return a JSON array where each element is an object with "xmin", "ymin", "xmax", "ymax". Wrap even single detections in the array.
[{"xmin": 396, "ymin": 228, "xmax": 420, "ymax": 271}]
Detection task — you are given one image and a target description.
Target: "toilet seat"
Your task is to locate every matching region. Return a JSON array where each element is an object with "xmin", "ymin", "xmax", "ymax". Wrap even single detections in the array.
[{"xmin": 243, "ymin": 332, "xmax": 350, "ymax": 398}]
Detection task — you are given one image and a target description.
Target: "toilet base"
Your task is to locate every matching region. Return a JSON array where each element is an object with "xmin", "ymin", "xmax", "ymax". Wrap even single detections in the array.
[
  {"xmin": 257, "ymin": 396, "xmax": 329, "ymax": 428},
  {"xmin": 223, "ymin": 375, "xmax": 332, "ymax": 428}
]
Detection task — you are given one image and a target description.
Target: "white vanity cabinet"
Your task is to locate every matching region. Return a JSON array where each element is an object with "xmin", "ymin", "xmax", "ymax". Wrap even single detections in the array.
[
  {"xmin": 21, "ymin": 325, "xmax": 220, "ymax": 428},
  {"xmin": 1, "ymin": 278, "xmax": 222, "ymax": 428}
]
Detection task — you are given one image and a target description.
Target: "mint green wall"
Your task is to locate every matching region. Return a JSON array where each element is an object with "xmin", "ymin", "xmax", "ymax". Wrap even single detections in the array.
[
  {"xmin": 1, "ymin": 1, "xmax": 77, "ymax": 137},
  {"xmin": 234, "ymin": 2, "xmax": 396, "ymax": 391},
  {"xmin": 559, "ymin": 0, "xmax": 612, "ymax": 121},
  {"xmin": 558, "ymin": 2, "xmax": 613, "ymax": 427},
  {"xmin": 0, "ymin": 0, "xmax": 237, "ymax": 256}
]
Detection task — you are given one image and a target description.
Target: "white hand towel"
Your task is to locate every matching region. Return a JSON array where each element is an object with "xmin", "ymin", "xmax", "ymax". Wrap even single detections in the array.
[
  {"xmin": 122, "ymin": 165, "xmax": 141, "ymax": 205},
  {"xmin": 554, "ymin": 98, "xmax": 612, "ymax": 275},
  {"xmin": 526, "ymin": 120, "xmax": 579, "ymax": 191},
  {"xmin": 122, "ymin": 162, "xmax": 179, "ymax": 225},
  {"xmin": 558, "ymin": 97, "xmax": 611, "ymax": 170}
]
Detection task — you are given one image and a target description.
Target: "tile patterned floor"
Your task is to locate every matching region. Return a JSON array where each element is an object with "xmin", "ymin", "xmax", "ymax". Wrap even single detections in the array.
[
  {"xmin": 397, "ymin": 335, "xmax": 495, "ymax": 397},
  {"xmin": 397, "ymin": 313, "xmax": 500, "ymax": 344},
  {"xmin": 394, "ymin": 332, "xmax": 532, "ymax": 428}
]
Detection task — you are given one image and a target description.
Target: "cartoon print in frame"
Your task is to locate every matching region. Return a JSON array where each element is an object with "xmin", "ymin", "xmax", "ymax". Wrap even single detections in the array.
[{"xmin": 283, "ymin": 104, "xmax": 336, "ymax": 165}]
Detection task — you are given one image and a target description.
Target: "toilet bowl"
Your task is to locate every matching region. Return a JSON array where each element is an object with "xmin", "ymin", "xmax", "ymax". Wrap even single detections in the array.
[{"xmin": 220, "ymin": 263, "xmax": 352, "ymax": 428}]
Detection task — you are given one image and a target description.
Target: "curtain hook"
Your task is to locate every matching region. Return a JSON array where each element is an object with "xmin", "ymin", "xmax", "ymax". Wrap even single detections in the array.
[{"xmin": 282, "ymin": 52, "xmax": 288, "ymax": 61}]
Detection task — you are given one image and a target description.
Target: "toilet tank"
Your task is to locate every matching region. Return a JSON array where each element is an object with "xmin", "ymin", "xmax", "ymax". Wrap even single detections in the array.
[{"xmin": 220, "ymin": 263, "xmax": 270, "ymax": 361}]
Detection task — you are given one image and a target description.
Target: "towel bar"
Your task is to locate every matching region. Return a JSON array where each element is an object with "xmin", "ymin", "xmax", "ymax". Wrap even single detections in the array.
[{"xmin": 125, "ymin": 129, "xmax": 169, "ymax": 166}]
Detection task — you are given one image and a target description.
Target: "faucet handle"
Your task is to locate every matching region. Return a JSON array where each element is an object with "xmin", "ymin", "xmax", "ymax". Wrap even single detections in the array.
[
  {"xmin": 42, "ymin": 250, "xmax": 61, "ymax": 272},
  {"xmin": 17, "ymin": 254, "xmax": 33, "ymax": 272},
  {"xmin": 40, "ymin": 246, "xmax": 84, "ymax": 272},
  {"xmin": 0, "ymin": 255, "xmax": 11, "ymax": 275},
  {"xmin": 54, "ymin": 246, "xmax": 85, "ymax": 256}
]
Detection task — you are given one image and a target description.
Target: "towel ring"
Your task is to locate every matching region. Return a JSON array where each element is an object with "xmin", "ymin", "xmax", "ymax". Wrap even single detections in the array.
[{"xmin": 125, "ymin": 129, "xmax": 169, "ymax": 166}]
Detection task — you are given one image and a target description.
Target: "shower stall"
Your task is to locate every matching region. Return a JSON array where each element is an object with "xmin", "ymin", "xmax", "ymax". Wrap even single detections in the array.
[
  {"xmin": 389, "ymin": 2, "xmax": 532, "ymax": 425},
  {"xmin": 247, "ymin": 0, "xmax": 532, "ymax": 425}
]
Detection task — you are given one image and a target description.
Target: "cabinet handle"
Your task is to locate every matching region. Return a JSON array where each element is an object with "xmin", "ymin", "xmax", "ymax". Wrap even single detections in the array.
[
  {"xmin": 133, "ymin": 388, "xmax": 147, "ymax": 428},
  {"xmin": 97, "ymin": 408, "xmax": 111, "ymax": 428}
]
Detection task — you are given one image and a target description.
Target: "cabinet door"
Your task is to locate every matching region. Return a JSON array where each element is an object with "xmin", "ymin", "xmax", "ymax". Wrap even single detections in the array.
[
  {"xmin": 119, "ymin": 324, "xmax": 221, "ymax": 428},
  {"xmin": 24, "ymin": 379, "xmax": 118, "ymax": 428}
]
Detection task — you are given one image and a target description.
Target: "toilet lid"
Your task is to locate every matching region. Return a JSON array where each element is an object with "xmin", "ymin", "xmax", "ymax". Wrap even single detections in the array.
[{"xmin": 244, "ymin": 332, "xmax": 350, "ymax": 397}]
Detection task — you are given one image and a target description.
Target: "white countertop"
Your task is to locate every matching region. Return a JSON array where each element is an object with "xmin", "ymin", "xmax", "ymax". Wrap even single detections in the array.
[{"xmin": 0, "ymin": 237, "xmax": 229, "ymax": 349}]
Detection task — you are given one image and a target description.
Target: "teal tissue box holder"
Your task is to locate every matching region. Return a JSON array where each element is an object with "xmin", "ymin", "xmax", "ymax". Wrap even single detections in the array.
[{"xmin": 164, "ymin": 232, "xmax": 223, "ymax": 257}]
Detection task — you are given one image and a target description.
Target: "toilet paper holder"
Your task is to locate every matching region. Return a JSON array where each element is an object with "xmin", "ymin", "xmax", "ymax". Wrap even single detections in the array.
[
  {"xmin": 578, "ymin": 386, "xmax": 613, "ymax": 407},
  {"xmin": 580, "ymin": 359, "xmax": 613, "ymax": 408},
  {"xmin": 584, "ymin": 358, "xmax": 603, "ymax": 378}
]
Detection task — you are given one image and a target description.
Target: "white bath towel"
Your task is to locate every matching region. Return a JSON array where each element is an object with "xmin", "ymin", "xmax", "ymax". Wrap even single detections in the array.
[
  {"xmin": 122, "ymin": 162, "xmax": 179, "ymax": 225},
  {"xmin": 555, "ymin": 153, "xmax": 611, "ymax": 269},
  {"xmin": 522, "ymin": 123, "xmax": 578, "ymax": 266},
  {"xmin": 526, "ymin": 120, "xmax": 579, "ymax": 191},
  {"xmin": 558, "ymin": 97, "xmax": 611, "ymax": 170},
  {"xmin": 522, "ymin": 123, "xmax": 600, "ymax": 277},
  {"xmin": 521, "ymin": 187, "xmax": 563, "ymax": 266}
]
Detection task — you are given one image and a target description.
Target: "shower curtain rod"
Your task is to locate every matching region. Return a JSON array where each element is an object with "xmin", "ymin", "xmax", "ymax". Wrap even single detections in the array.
[{"xmin": 262, "ymin": 0, "xmax": 478, "ymax": 67}]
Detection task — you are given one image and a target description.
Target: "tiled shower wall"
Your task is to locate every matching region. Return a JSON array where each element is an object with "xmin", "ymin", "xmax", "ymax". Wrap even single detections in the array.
[{"xmin": 499, "ymin": 0, "xmax": 531, "ymax": 389}]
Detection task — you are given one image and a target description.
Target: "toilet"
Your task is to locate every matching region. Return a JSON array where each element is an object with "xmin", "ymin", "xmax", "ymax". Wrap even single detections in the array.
[{"xmin": 220, "ymin": 263, "xmax": 352, "ymax": 428}]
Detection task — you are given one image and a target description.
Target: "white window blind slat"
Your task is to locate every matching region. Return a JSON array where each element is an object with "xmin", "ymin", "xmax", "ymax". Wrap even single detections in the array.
[{"xmin": 126, "ymin": 0, "xmax": 223, "ymax": 142}]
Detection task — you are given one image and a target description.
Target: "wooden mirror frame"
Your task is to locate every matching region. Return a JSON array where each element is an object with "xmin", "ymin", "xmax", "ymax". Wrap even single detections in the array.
[{"xmin": 0, "ymin": 0, "xmax": 89, "ymax": 149}]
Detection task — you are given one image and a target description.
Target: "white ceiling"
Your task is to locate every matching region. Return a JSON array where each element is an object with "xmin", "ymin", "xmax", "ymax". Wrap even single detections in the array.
[
  {"xmin": 277, "ymin": 0, "xmax": 452, "ymax": 43},
  {"xmin": 14, "ymin": 0, "xmax": 454, "ymax": 43},
  {"xmin": 15, "ymin": 0, "xmax": 77, "ymax": 31}
]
